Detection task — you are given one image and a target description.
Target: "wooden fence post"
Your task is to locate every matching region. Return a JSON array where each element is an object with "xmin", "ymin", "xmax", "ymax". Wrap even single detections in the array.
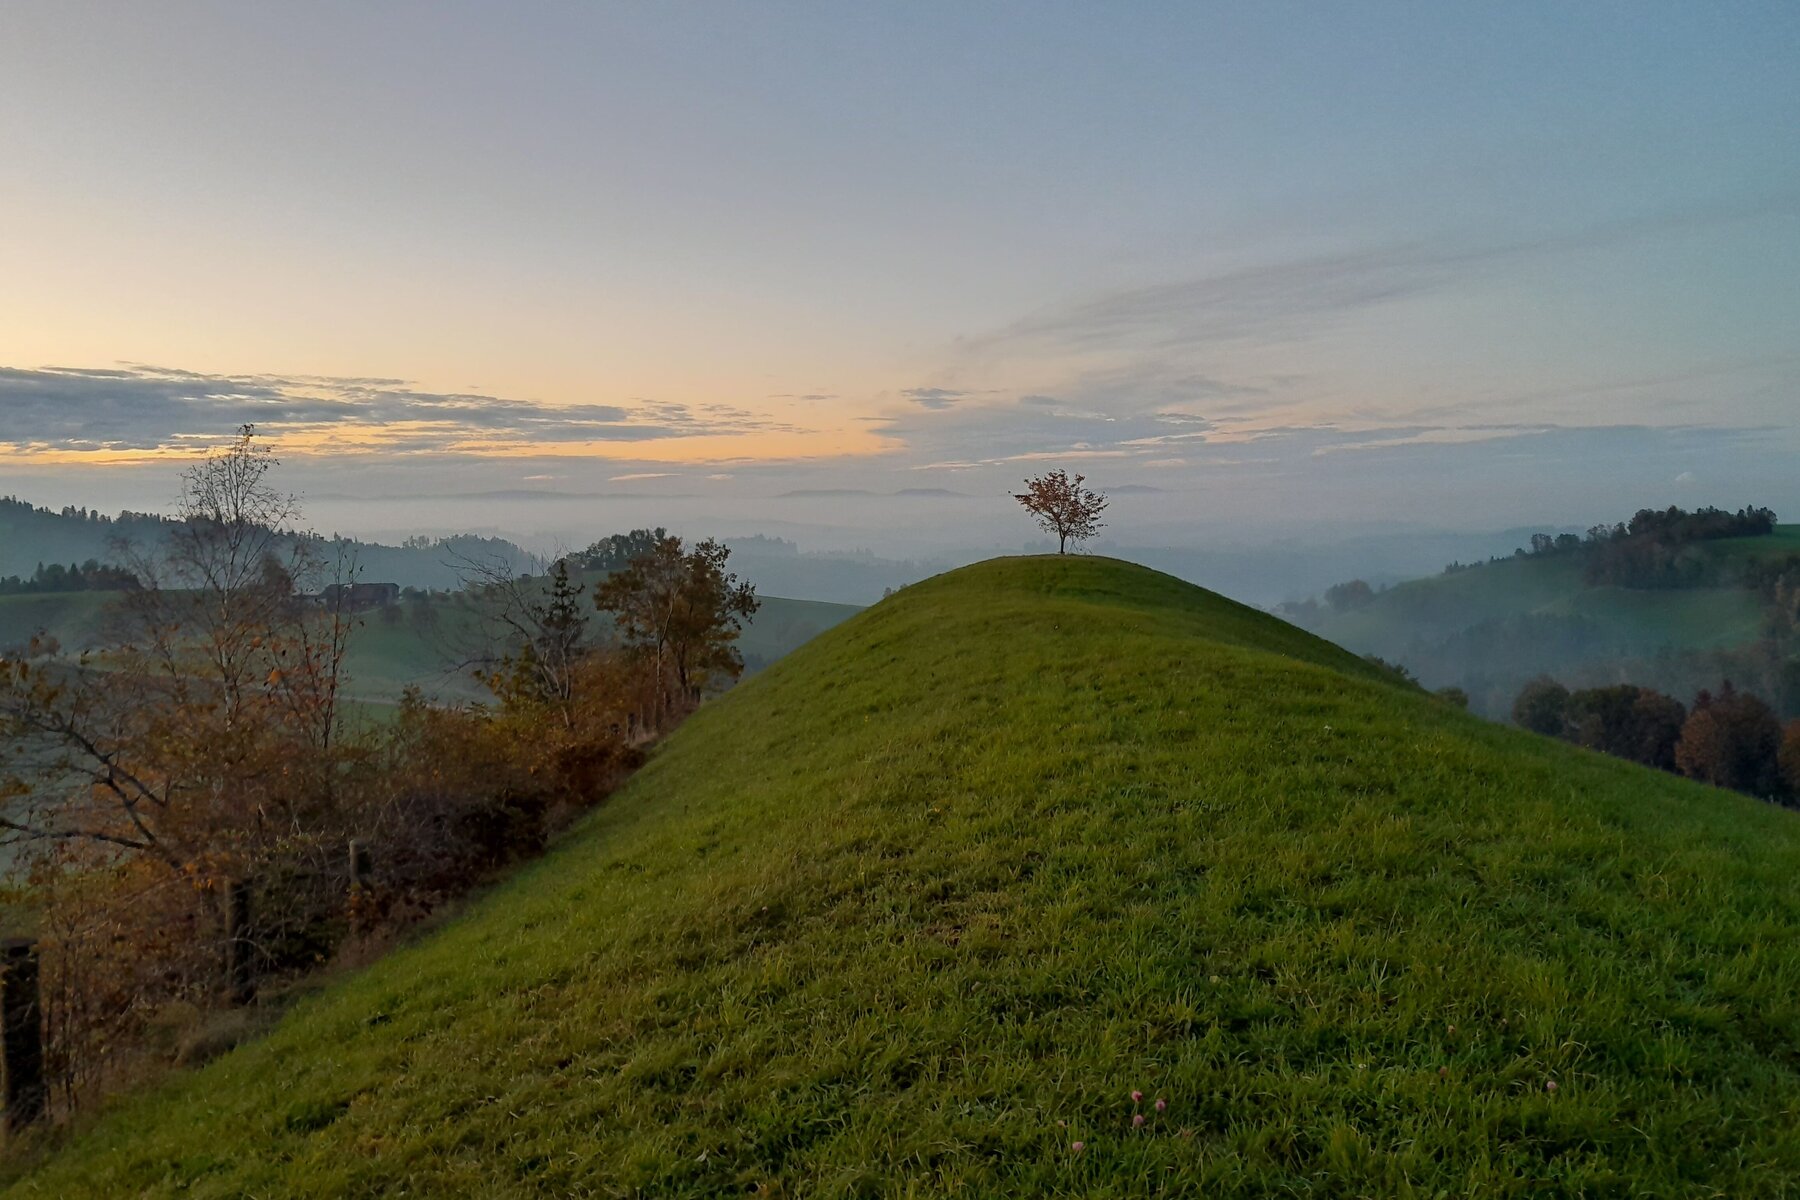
[
  {"xmin": 348, "ymin": 839, "xmax": 371, "ymax": 890},
  {"xmin": 1, "ymin": 938, "xmax": 45, "ymax": 1132},
  {"xmin": 222, "ymin": 881, "xmax": 255, "ymax": 1006},
  {"xmin": 347, "ymin": 839, "xmax": 375, "ymax": 935}
]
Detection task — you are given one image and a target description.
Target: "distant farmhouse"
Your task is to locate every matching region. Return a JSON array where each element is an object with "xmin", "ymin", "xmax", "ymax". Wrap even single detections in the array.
[{"xmin": 311, "ymin": 581, "xmax": 401, "ymax": 611}]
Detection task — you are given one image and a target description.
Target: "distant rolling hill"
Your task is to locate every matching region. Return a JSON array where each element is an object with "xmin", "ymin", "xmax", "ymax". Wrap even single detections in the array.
[
  {"xmin": 1290, "ymin": 524, "xmax": 1800, "ymax": 717},
  {"xmin": 0, "ymin": 496, "xmax": 541, "ymax": 593},
  {"xmin": 13, "ymin": 556, "xmax": 1800, "ymax": 1196}
]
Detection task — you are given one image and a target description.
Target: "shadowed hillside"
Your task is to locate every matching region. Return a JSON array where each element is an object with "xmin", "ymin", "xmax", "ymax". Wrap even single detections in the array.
[{"xmin": 10, "ymin": 556, "xmax": 1800, "ymax": 1196}]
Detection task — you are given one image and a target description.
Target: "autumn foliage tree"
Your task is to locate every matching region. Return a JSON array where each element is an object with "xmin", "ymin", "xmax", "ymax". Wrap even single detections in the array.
[
  {"xmin": 1513, "ymin": 674, "xmax": 1796, "ymax": 805},
  {"xmin": 1675, "ymin": 682, "xmax": 1784, "ymax": 796},
  {"xmin": 1781, "ymin": 720, "xmax": 1800, "ymax": 800},
  {"xmin": 0, "ymin": 426, "xmax": 354, "ymax": 879},
  {"xmin": 474, "ymin": 557, "xmax": 592, "ymax": 728},
  {"xmin": 1014, "ymin": 470, "xmax": 1108, "ymax": 554},
  {"xmin": 0, "ymin": 435, "xmax": 766, "ymax": 1117},
  {"xmin": 0, "ymin": 432, "xmax": 670, "ymax": 1117},
  {"xmin": 467, "ymin": 556, "xmax": 649, "ymax": 812},
  {"xmin": 592, "ymin": 533, "xmax": 759, "ymax": 722},
  {"xmin": 0, "ymin": 427, "xmax": 369, "ymax": 1108},
  {"xmin": 1565, "ymin": 685, "xmax": 1688, "ymax": 772}
]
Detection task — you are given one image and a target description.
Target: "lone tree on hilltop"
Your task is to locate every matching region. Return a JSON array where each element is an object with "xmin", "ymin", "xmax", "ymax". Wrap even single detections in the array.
[{"xmin": 1014, "ymin": 469, "xmax": 1107, "ymax": 554}]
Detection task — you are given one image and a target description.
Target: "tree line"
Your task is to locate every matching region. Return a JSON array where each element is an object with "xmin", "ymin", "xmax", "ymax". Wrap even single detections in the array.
[
  {"xmin": 0, "ymin": 560, "xmax": 141, "ymax": 595},
  {"xmin": 0, "ymin": 428, "xmax": 758, "ymax": 1118},
  {"xmin": 1435, "ymin": 505, "xmax": 1780, "ymax": 583},
  {"xmin": 0, "ymin": 494, "xmax": 541, "ymax": 594},
  {"xmin": 1502, "ymin": 504, "xmax": 1778, "ymax": 588},
  {"xmin": 0, "ymin": 497, "xmax": 167, "ymax": 527},
  {"xmin": 1285, "ymin": 504, "xmax": 1797, "ymax": 720},
  {"xmin": 1513, "ymin": 676, "xmax": 1800, "ymax": 804}
]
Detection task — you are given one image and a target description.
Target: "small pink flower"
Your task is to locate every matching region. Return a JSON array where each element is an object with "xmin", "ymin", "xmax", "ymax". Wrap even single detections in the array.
[
  {"xmin": 1132, "ymin": 1113, "xmax": 1146, "ymax": 1128},
  {"xmin": 1154, "ymin": 1098, "xmax": 1166, "ymax": 1112},
  {"xmin": 1130, "ymin": 1089, "xmax": 1143, "ymax": 1104},
  {"xmin": 1071, "ymin": 1141, "xmax": 1085, "ymax": 1153},
  {"xmin": 1545, "ymin": 1080, "xmax": 1557, "ymax": 1093}
]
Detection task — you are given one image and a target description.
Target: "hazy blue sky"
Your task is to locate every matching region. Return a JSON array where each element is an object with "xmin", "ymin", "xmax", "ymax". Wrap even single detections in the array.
[{"xmin": 2, "ymin": 2, "xmax": 1796, "ymax": 546}]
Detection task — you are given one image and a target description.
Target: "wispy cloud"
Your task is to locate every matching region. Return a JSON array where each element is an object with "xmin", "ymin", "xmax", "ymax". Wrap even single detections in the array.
[
  {"xmin": 967, "ymin": 245, "xmax": 1467, "ymax": 356},
  {"xmin": 967, "ymin": 196, "xmax": 1800, "ymax": 362},
  {"xmin": 0, "ymin": 364, "xmax": 796, "ymax": 455},
  {"xmin": 902, "ymin": 387, "xmax": 967, "ymax": 410},
  {"xmin": 856, "ymin": 195, "xmax": 1800, "ymax": 486},
  {"xmin": 878, "ymin": 403, "xmax": 1221, "ymax": 470}
]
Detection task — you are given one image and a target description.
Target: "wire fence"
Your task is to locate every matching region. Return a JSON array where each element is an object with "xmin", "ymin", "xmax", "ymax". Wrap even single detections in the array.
[{"xmin": 3, "ymin": 839, "xmax": 383, "ymax": 1127}]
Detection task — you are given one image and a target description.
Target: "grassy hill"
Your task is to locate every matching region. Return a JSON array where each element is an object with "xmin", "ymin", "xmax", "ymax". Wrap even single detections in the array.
[{"xmin": 11, "ymin": 556, "xmax": 1800, "ymax": 1196}]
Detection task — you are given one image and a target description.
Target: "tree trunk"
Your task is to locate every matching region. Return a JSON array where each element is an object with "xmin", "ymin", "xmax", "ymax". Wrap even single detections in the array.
[
  {"xmin": 1, "ymin": 939, "xmax": 45, "ymax": 1132},
  {"xmin": 221, "ymin": 881, "xmax": 255, "ymax": 1006}
]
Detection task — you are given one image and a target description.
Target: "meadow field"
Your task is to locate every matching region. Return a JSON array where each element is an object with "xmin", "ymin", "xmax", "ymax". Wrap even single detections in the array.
[{"xmin": 0, "ymin": 587, "xmax": 859, "ymax": 712}]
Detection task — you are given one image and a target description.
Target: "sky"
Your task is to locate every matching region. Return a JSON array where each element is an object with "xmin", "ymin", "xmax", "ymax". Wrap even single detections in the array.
[{"xmin": 2, "ymin": 2, "xmax": 1796, "ymax": 555}]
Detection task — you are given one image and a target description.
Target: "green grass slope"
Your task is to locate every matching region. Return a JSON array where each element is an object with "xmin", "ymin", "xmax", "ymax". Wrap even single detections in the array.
[
  {"xmin": 0, "ymin": 592, "xmax": 116, "ymax": 651},
  {"xmin": 13, "ymin": 557, "xmax": 1800, "ymax": 1197}
]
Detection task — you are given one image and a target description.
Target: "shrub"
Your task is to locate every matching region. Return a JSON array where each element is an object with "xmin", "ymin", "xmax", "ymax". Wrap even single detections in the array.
[
  {"xmin": 1565, "ymin": 685, "xmax": 1686, "ymax": 771},
  {"xmin": 1324, "ymin": 579, "xmax": 1376, "ymax": 613},
  {"xmin": 1360, "ymin": 654, "xmax": 1420, "ymax": 689},
  {"xmin": 1512, "ymin": 677, "xmax": 1570, "ymax": 737}
]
